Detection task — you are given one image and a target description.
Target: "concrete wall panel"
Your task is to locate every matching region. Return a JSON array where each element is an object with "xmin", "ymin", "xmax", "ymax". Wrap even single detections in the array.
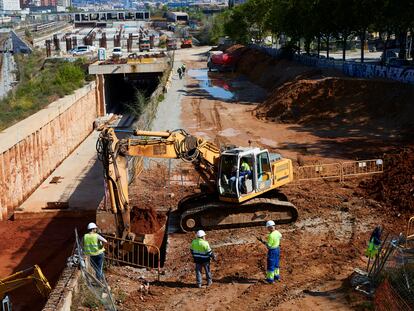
[{"xmin": 0, "ymin": 83, "xmax": 98, "ymax": 220}]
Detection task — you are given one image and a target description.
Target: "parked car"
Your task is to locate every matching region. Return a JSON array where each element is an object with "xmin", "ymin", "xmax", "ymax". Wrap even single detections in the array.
[
  {"xmin": 70, "ymin": 45, "xmax": 95, "ymax": 56},
  {"xmin": 112, "ymin": 47, "xmax": 123, "ymax": 58}
]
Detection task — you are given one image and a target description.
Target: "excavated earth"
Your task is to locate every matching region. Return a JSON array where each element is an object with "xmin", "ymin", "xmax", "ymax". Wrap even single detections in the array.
[
  {"xmin": 361, "ymin": 147, "xmax": 414, "ymax": 213},
  {"xmin": 104, "ymin": 46, "xmax": 413, "ymax": 310},
  {"xmin": 1, "ymin": 46, "xmax": 412, "ymax": 311},
  {"xmin": 0, "ymin": 216, "xmax": 91, "ymax": 311}
]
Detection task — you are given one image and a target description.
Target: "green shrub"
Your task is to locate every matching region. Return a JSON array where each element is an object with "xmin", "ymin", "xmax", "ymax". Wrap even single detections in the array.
[{"xmin": 0, "ymin": 53, "xmax": 88, "ymax": 130}]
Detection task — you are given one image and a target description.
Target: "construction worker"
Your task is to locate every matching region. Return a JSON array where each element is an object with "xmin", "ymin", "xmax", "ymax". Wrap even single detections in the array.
[
  {"xmin": 229, "ymin": 159, "xmax": 251, "ymax": 193},
  {"xmin": 240, "ymin": 158, "xmax": 252, "ymax": 180},
  {"xmin": 190, "ymin": 230, "xmax": 216, "ymax": 288},
  {"xmin": 258, "ymin": 220, "xmax": 282, "ymax": 283},
  {"xmin": 83, "ymin": 222, "xmax": 107, "ymax": 281},
  {"xmin": 366, "ymin": 226, "xmax": 382, "ymax": 259},
  {"xmin": 181, "ymin": 63, "xmax": 186, "ymax": 76}
]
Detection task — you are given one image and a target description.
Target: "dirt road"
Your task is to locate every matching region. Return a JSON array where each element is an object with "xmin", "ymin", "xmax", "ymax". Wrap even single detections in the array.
[
  {"xmin": 105, "ymin": 48, "xmax": 409, "ymax": 310},
  {"xmin": 181, "ymin": 58, "xmax": 402, "ymax": 163}
]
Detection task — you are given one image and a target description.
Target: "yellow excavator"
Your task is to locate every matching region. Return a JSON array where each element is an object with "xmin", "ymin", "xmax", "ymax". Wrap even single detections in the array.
[
  {"xmin": 0, "ymin": 265, "xmax": 51, "ymax": 306},
  {"xmin": 96, "ymin": 127, "xmax": 298, "ymax": 239}
]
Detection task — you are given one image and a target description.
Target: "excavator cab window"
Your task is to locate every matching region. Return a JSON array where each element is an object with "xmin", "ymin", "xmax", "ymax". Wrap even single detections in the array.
[
  {"xmin": 219, "ymin": 153, "xmax": 254, "ymax": 197},
  {"xmin": 239, "ymin": 155, "xmax": 254, "ymax": 195},
  {"xmin": 256, "ymin": 151, "xmax": 272, "ymax": 191},
  {"xmin": 219, "ymin": 155, "xmax": 238, "ymax": 197}
]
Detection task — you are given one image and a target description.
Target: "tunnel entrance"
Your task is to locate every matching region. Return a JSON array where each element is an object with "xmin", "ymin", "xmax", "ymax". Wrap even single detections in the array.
[{"xmin": 104, "ymin": 73, "xmax": 161, "ymax": 114}]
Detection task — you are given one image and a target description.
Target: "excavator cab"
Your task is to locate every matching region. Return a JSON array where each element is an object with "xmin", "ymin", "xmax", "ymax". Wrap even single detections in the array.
[{"xmin": 218, "ymin": 148, "xmax": 272, "ymax": 201}]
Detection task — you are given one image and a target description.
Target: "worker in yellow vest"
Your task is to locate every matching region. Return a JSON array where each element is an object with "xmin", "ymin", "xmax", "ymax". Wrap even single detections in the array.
[
  {"xmin": 83, "ymin": 222, "xmax": 107, "ymax": 281},
  {"xmin": 190, "ymin": 230, "xmax": 216, "ymax": 288},
  {"xmin": 258, "ymin": 220, "xmax": 282, "ymax": 283}
]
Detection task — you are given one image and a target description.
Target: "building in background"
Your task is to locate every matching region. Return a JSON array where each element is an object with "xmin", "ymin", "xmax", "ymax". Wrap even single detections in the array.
[
  {"xmin": 166, "ymin": 11, "xmax": 188, "ymax": 23},
  {"xmin": 41, "ymin": 0, "xmax": 56, "ymax": 5},
  {"xmin": 57, "ymin": 0, "xmax": 71, "ymax": 8},
  {"xmin": 0, "ymin": 0, "xmax": 21, "ymax": 12}
]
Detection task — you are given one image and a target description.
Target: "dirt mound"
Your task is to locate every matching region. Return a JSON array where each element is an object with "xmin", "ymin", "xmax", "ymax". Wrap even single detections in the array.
[
  {"xmin": 229, "ymin": 45, "xmax": 342, "ymax": 89},
  {"xmin": 255, "ymin": 77, "xmax": 414, "ymax": 129},
  {"xmin": 257, "ymin": 78, "xmax": 414, "ymax": 125},
  {"xmin": 225, "ymin": 44, "xmax": 246, "ymax": 54},
  {"xmin": 130, "ymin": 206, "xmax": 165, "ymax": 234},
  {"xmin": 361, "ymin": 148, "xmax": 414, "ymax": 213}
]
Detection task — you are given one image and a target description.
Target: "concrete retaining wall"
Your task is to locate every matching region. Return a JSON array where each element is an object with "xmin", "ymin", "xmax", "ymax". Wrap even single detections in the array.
[
  {"xmin": 42, "ymin": 267, "xmax": 80, "ymax": 311},
  {"xmin": 0, "ymin": 82, "xmax": 100, "ymax": 220}
]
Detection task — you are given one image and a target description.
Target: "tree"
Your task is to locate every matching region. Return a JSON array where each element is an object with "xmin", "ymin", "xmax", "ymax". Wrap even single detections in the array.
[
  {"xmin": 224, "ymin": 4, "xmax": 250, "ymax": 44},
  {"xmin": 313, "ymin": 0, "xmax": 336, "ymax": 58},
  {"xmin": 353, "ymin": 0, "xmax": 379, "ymax": 62}
]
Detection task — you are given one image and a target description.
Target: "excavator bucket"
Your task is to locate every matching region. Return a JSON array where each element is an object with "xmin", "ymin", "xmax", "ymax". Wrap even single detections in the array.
[
  {"xmin": 96, "ymin": 210, "xmax": 118, "ymax": 237},
  {"xmin": 33, "ymin": 265, "xmax": 51, "ymax": 298}
]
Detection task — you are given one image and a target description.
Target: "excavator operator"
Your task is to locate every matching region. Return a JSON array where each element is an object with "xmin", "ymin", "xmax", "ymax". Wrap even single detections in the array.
[{"xmin": 228, "ymin": 158, "xmax": 252, "ymax": 194}]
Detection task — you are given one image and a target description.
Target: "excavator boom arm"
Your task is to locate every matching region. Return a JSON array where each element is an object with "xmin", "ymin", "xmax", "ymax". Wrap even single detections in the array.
[
  {"xmin": 0, "ymin": 265, "xmax": 51, "ymax": 299},
  {"xmin": 96, "ymin": 128, "xmax": 221, "ymax": 239}
]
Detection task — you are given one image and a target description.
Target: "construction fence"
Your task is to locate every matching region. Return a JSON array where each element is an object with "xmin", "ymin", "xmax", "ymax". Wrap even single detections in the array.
[
  {"xmin": 144, "ymin": 158, "xmax": 201, "ymax": 187},
  {"xmin": 102, "ymin": 234, "xmax": 161, "ymax": 280},
  {"xmin": 250, "ymin": 44, "xmax": 414, "ymax": 84},
  {"xmin": 295, "ymin": 159, "xmax": 384, "ymax": 182},
  {"xmin": 373, "ymin": 239, "xmax": 414, "ymax": 310},
  {"xmin": 71, "ymin": 229, "xmax": 117, "ymax": 311}
]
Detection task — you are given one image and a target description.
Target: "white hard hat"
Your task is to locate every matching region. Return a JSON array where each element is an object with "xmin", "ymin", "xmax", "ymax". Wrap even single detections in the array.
[
  {"xmin": 196, "ymin": 230, "xmax": 206, "ymax": 238},
  {"xmin": 266, "ymin": 220, "xmax": 275, "ymax": 227},
  {"xmin": 87, "ymin": 222, "xmax": 98, "ymax": 230}
]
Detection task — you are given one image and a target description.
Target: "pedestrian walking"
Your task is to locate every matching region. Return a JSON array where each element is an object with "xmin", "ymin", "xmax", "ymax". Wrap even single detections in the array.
[
  {"xmin": 181, "ymin": 63, "xmax": 186, "ymax": 76},
  {"xmin": 177, "ymin": 66, "xmax": 182, "ymax": 79},
  {"xmin": 190, "ymin": 230, "xmax": 216, "ymax": 288},
  {"xmin": 257, "ymin": 220, "xmax": 282, "ymax": 283},
  {"xmin": 83, "ymin": 222, "xmax": 107, "ymax": 281}
]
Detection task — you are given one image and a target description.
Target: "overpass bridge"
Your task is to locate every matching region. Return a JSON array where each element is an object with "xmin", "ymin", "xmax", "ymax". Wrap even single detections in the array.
[{"xmin": 73, "ymin": 10, "xmax": 150, "ymax": 27}]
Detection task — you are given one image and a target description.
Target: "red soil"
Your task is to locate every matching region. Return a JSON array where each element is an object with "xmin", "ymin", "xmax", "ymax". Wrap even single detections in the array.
[
  {"xmin": 130, "ymin": 206, "xmax": 165, "ymax": 234},
  {"xmin": 0, "ymin": 216, "xmax": 91, "ymax": 311},
  {"xmin": 255, "ymin": 77, "xmax": 414, "ymax": 131},
  {"xmin": 361, "ymin": 148, "xmax": 414, "ymax": 213}
]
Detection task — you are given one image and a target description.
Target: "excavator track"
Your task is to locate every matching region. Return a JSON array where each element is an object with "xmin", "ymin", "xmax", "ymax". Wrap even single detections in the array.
[{"xmin": 178, "ymin": 193, "xmax": 298, "ymax": 232}]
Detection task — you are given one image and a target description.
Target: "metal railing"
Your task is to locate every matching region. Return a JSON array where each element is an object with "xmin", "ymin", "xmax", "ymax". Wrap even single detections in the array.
[
  {"xmin": 102, "ymin": 235, "xmax": 161, "ymax": 280},
  {"xmin": 342, "ymin": 159, "xmax": 384, "ymax": 179},
  {"xmin": 295, "ymin": 163, "xmax": 342, "ymax": 181},
  {"xmin": 373, "ymin": 235, "xmax": 414, "ymax": 310},
  {"xmin": 73, "ymin": 229, "xmax": 117, "ymax": 311},
  {"xmin": 295, "ymin": 158, "xmax": 384, "ymax": 182}
]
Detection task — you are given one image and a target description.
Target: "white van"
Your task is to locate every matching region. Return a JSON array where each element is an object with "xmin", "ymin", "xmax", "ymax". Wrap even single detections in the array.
[{"xmin": 70, "ymin": 45, "xmax": 96, "ymax": 56}]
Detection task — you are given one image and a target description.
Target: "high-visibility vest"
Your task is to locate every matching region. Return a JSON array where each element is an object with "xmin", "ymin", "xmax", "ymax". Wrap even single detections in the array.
[
  {"xmin": 365, "ymin": 238, "xmax": 380, "ymax": 258},
  {"xmin": 267, "ymin": 230, "xmax": 282, "ymax": 249},
  {"xmin": 190, "ymin": 238, "xmax": 212, "ymax": 261},
  {"xmin": 83, "ymin": 233, "xmax": 104, "ymax": 256},
  {"xmin": 241, "ymin": 162, "xmax": 250, "ymax": 171}
]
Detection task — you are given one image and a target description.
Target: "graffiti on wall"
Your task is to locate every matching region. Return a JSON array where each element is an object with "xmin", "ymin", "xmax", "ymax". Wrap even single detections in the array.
[{"xmin": 250, "ymin": 44, "xmax": 414, "ymax": 84}]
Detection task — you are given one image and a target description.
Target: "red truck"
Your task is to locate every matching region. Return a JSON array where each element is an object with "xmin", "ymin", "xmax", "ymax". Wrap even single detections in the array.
[
  {"xmin": 207, "ymin": 52, "xmax": 237, "ymax": 72},
  {"xmin": 181, "ymin": 37, "xmax": 192, "ymax": 48}
]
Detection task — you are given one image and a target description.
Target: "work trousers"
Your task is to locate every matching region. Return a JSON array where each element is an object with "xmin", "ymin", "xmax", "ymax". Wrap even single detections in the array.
[
  {"xmin": 229, "ymin": 176, "xmax": 246, "ymax": 192},
  {"xmin": 266, "ymin": 247, "xmax": 280, "ymax": 283},
  {"xmin": 90, "ymin": 252, "xmax": 105, "ymax": 281},
  {"xmin": 195, "ymin": 262, "xmax": 212, "ymax": 286}
]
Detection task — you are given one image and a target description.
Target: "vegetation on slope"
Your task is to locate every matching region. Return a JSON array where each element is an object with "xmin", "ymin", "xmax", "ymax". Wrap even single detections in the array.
[{"xmin": 0, "ymin": 51, "xmax": 90, "ymax": 131}]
